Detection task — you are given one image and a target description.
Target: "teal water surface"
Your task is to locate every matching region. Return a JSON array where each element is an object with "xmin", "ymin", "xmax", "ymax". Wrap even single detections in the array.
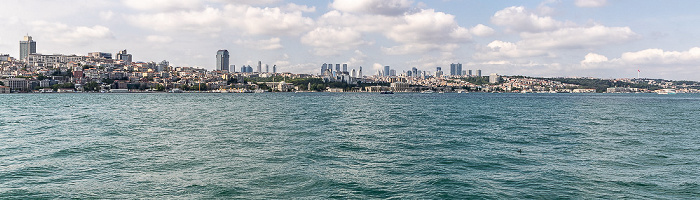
[{"xmin": 1, "ymin": 93, "xmax": 699, "ymax": 199}]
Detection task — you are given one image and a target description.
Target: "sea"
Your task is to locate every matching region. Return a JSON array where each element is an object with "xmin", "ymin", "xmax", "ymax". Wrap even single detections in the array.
[{"xmin": 1, "ymin": 93, "xmax": 698, "ymax": 199}]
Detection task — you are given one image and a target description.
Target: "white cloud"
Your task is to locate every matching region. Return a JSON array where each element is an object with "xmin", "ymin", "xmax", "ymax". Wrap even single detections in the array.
[
  {"xmin": 300, "ymin": 27, "xmax": 367, "ymax": 56},
  {"xmin": 518, "ymin": 25, "xmax": 638, "ymax": 49},
  {"xmin": 491, "ymin": 6, "xmax": 563, "ymax": 33},
  {"xmin": 619, "ymin": 47, "xmax": 700, "ymax": 65},
  {"xmin": 234, "ymin": 37, "xmax": 283, "ymax": 50},
  {"xmin": 99, "ymin": 10, "xmax": 114, "ymax": 20},
  {"xmin": 30, "ymin": 21, "xmax": 113, "ymax": 45},
  {"xmin": 146, "ymin": 35, "xmax": 173, "ymax": 43},
  {"xmin": 383, "ymin": 9, "xmax": 473, "ymax": 55},
  {"xmin": 575, "ymin": 0, "xmax": 607, "ymax": 8},
  {"xmin": 283, "ymin": 3, "xmax": 315, "ymax": 13},
  {"xmin": 331, "ymin": 0, "xmax": 414, "ymax": 16},
  {"xmin": 228, "ymin": 5, "xmax": 314, "ymax": 36},
  {"xmin": 128, "ymin": 7, "xmax": 223, "ymax": 33},
  {"xmin": 580, "ymin": 53, "xmax": 609, "ymax": 69},
  {"xmin": 127, "ymin": 4, "xmax": 314, "ymax": 36},
  {"xmin": 123, "ymin": 0, "xmax": 202, "ymax": 11},
  {"xmin": 473, "ymin": 40, "xmax": 547, "ymax": 60},
  {"xmin": 470, "ymin": 24, "xmax": 495, "ymax": 37}
]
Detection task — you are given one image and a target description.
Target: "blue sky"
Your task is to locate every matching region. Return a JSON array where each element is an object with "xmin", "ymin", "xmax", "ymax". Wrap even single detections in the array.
[{"xmin": 1, "ymin": 0, "xmax": 700, "ymax": 80}]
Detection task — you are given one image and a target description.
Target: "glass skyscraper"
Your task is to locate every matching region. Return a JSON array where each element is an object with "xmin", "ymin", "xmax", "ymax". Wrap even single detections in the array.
[{"xmin": 216, "ymin": 50, "xmax": 229, "ymax": 71}]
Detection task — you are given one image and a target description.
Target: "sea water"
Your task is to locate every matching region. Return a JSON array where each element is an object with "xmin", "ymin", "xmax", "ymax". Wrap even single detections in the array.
[{"xmin": 1, "ymin": 93, "xmax": 699, "ymax": 199}]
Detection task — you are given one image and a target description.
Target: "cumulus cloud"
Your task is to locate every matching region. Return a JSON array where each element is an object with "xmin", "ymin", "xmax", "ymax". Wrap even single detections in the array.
[
  {"xmin": 227, "ymin": 5, "xmax": 314, "ymax": 35},
  {"xmin": 619, "ymin": 47, "xmax": 700, "ymax": 65},
  {"xmin": 235, "ymin": 37, "xmax": 283, "ymax": 50},
  {"xmin": 580, "ymin": 53, "xmax": 609, "ymax": 69},
  {"xmin": 127, "ymin": 4, "xmax": 314, "ymax": 36},
  {"xmin": 470, "ymin": 24, "xmax": 495, "ymax": 37},
  {"xmin": 491, "ymin": 6, "xmax": 563, "ymax": 33},
  {"xmin": 382, "ymin": 9, "xmax": 473, "ymax": 55},
  {"xmin": 518, "ymin": 25, "xmax": 638, "ymax": 49},
  {"xmin": 300, "ymin": 27, "xmax": 368, "ymax": 56},
  {"xmin": 473, "ymin": 40, "xmax": 547, "ymax": 60},
  {"xmin": 30, "ymin": 21, "xmax": 113, "ymax": 45},
  {"xmin": 128, "ymin": 7, "xmax": 223, "ymax": 33},
  {"xmin": 575, "ymin": 0, "xmax": 607, "ymax": 8},
  {"xmin": 123, "ymin": 0, "xmax": 202, "ymax": 11},
  {"xmin": 331, "ymin": 0, "xmax": 414, "ymax": 16}
]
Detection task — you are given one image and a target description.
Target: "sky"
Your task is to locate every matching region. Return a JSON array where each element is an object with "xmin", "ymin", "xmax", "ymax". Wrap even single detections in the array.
[{"xmin": 1, "ymin": 0, "xmax": 700, "ymax": 80}]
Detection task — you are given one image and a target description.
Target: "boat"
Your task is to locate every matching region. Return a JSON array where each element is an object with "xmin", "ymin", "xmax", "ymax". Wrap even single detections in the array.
[
  {"xmin": 170, "ymin": 88, "xmax": 183, "ymax": 93},
  {"xmin": 254, "ymin": 89, "xmax": 266, "ymax": 93},
  {"xmin": 657, "ymin": 89, "xmax": 676, "ymax": 95},
  {"xmin": 420, "ymin": 90, "xmax": 434, "ymax": 94},
  {"xmin": 380, "ymin": 91, "xmax": 394, "ymax": 94}
]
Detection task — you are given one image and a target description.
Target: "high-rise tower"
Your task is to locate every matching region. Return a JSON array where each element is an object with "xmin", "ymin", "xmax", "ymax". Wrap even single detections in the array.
[
  {"xmin": 216, "ymin": 50, "xmax": 229, "ymax": 71},
  {"xmin": 19, "ymin": 35, "xmax": 36, "ymax": 61}
]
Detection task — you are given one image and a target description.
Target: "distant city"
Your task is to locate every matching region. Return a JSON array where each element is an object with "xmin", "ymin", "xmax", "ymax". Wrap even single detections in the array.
[{"xmin": 1, "ymin": 35, "xmax": 698, "ymax": 94}]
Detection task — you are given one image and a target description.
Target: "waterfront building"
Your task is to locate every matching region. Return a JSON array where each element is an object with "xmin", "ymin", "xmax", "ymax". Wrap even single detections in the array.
[
  {"xmin": 88, "ymin": 52, "xmax": 112, "ymax": 59},
  {"xmin": 216, "ymin": 50, "xmax": 230, "ymax": 71},
  {"xmin": 19, "ymin": 35, "xmax": 36, "ymax": 61},
  {"xmin": 116, "ymin": 49, "xmax": 132, "ymax": 64},
  {"xmin": 0, "ymin": 54, "xmax": 9, "ymax": 62},
  {"xmin": 489, "ymin": 73, "xmax": 500, "ymax": 84},
  {"xmin": 391, "ymin": 82, "xmax": 410, "ymax": 91}
]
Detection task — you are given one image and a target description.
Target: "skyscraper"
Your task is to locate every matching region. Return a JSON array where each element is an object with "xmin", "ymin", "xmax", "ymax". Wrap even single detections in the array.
[
  {"xmin": 257, "ymin": 61, "xmax": 262, "ymax": 73},
  {"xmin": 216, "ymin": 50, "xmax": 229, "ymax": 71},
  {"xmin": 436, "ymin": 67, "xmax": 442, "ymax": 72},
  {"xmin": 412, "ymin": 67, "xmax": 418, "ymax": 77},
  {"xmin": 231, "ymin": 65, "xmax": 236, "ymax": 72},
  {"xmin": 321, "ymin": 63, "xmax": 327, "ymax": 75},
  {"xmin": 336, "ymin": 64, "xmax": 341, "ymax": 73},
  {"xmin": 476, "ymin": 69, "xmax": 482, "ymax": 77},
  {"xmin": 450, "ymin": 63, "xmax": 463, "ymax": 76},
  {"xmin": 351, "ymin": 69, "xmax": 356, "ymax": 78},
  {"xmin": 19, "ymin": 36, "xmax": 36, "ymax": 61},
  {"xmin": 359, "ymin": 66, "xmax": 363, "ymax": 77},
  {"xmin": 468, "ymin": 70, "xmax": 472, "ymax": 76},
  {"xmin": 342, "ymin": 64, "xmax": 347, "ymax": 72},
  {"xmin": 273, "ymin": 65, "xmax": 277, "ymax": 74},
  {"xmin": 265, "ymin": 64, "xmax": 269, "ymax": 73},
  {"xmin": 384, "ymin": 66, "xmax": 390, "ymax": 77}
]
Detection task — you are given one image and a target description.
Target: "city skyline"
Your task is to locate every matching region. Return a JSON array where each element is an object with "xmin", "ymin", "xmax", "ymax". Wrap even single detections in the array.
[{"xmin": 1, "ymin": 1, "xmax": 700, "ymax": 80}]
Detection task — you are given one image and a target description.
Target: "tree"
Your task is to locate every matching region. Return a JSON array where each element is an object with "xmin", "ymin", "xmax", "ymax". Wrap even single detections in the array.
[
  {"xmin": 84, "ymin": 81, "xmax": 100, "ymax": 92},
  {"xmin": 154, "ymin": 84, "xmax": 165, "ymax": 91}
]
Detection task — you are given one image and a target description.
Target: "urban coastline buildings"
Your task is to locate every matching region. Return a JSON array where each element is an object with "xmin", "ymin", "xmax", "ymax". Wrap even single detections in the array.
[{"xmin": 1, "ymin": 35, "xmax": 697, "ymax": 94}]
